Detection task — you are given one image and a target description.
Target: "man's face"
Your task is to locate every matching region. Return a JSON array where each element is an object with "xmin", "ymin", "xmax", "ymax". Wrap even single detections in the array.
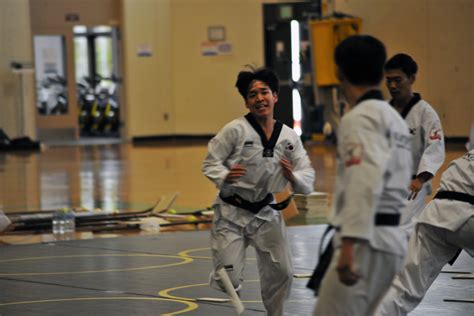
[
  {"xmin": 385, "ymin": 69, "xmax": 415, "ymax": 101},
  {"xmin": 245, "ymin": 80, "xmax": 278, "ymax": 119}
]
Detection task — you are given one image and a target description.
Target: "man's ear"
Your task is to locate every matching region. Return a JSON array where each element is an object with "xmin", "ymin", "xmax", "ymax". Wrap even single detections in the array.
[
  {"xmin": 409, "ymin": 74, "xmax": 416, "ymax": 85},
  {"xmin": 336, "ymin": 67, "xmax": 345, "ymax": 82},
  {"xmin": 273, "ymin": 92, "xmax": 278, "ymax": 103},
  {"xmin": 244, "ymin": 100, "xmax": 251, "ymax": 110}
]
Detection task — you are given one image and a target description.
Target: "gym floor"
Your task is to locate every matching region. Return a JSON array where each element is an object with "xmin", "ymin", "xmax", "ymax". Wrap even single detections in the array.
[{"xmin": 0, "ymin": 140, "xmax": 471, "ymax": 315}]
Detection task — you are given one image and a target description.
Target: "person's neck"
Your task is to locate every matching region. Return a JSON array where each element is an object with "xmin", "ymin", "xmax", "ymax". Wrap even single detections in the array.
[
  {"xmin": 392, "ymin": 92, "xmax": 414, "ymax": 110},
  {"xmin": 345, "ymin": 84, "xmax": 380, "ymax": 108}
]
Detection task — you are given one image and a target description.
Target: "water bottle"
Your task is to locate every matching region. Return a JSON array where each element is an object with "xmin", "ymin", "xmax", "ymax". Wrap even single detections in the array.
[{"xmin": 52, "ymin": 208, "xmax": 75, "ymax": 237}]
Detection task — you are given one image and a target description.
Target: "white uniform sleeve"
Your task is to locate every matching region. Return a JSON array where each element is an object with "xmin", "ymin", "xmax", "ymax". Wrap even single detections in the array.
[
  {"xmin": 202, "ymin": 126, "xmax": 237, "ymax": 189},
  {"xmin": 418, "ymin": 108, "xmax": 445, "ymax": 176},
  {"xmin": 337, "ymin": 114, "xmax": 389, "ymax": 240},
  {"xmin": 289, "ymin": 137, "xmax": 315, "ymax": 195}
]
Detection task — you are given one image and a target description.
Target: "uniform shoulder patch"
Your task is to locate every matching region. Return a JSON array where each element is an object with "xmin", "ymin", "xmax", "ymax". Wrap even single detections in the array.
[
  {"xmin": 429, "ymin": 128, "xmax": 442, "ymax": 141},
  {"xmin": 344, "ymin": 143, "xmax": 363, "ymax": 167}
]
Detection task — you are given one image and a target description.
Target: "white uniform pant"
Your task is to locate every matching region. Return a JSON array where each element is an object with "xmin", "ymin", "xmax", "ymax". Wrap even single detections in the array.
[
  {"xmin": 314, "ymin": 241, "xmax": 404, "ymax": 316},
  {"xmin": 400, "ymin": 185, "xmax": 429, "ymax": 236},
  {"xmin": 209, "ymin": 213, "xmax": 293, "ymax": 316},
  {"xmin": 377, "ymin": 218, "xmax": 474, "ymax": 315}
]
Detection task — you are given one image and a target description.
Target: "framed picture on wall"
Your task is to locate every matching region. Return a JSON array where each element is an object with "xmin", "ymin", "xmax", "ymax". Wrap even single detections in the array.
[{"xmin": 208, "ymin": 26, "xmax": 225, "ymax": 42}]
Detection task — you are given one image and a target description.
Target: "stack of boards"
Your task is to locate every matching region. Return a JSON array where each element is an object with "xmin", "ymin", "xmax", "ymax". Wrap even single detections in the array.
[{"xmin": 293, "ymin": 192, "xmax": 329, "ymax": 221}]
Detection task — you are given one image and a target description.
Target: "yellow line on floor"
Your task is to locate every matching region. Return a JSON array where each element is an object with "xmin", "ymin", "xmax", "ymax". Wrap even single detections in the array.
[
  {"xmin": 0, "ymin": 254, "xmax": 193, "ymax": 276},
  {"xmin": 0, "ymin": 296, "xmax": 199, "ymax": 315}
]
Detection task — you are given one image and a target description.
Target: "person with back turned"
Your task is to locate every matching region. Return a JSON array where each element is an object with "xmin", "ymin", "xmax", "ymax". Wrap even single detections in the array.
[{"xmin": 312, "ymin": 35, "xmax": 413, "ymax": 315}]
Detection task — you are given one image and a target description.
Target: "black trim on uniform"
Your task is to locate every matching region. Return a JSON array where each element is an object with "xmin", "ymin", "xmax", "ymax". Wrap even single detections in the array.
[
  {"xmin": 356, "ymin": 90, "xmax": 384, "ymax": 104},
  {"xmin": 434, "ymin": 191, "xmax": 474, "ymax": 205},
  {"xmin": 390, "ymin": 93, "xmax": 422, "ymax": 119},
  {"xmin": 244, "ymin": 113, "xmax": 283, "ymax": 157}
]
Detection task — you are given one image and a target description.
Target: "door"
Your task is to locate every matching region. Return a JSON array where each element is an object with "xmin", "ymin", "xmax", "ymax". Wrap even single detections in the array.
[
  {"xmin": 33, "ymin": 31, "xmax": 79, "ymax": 140},
  {"xmin": 74, "ymin": 25, "xmax": 122, "ymax": 137},
  {"xmin": 263, "ymin": 2, "xmax": 322, "ymax": 140}
]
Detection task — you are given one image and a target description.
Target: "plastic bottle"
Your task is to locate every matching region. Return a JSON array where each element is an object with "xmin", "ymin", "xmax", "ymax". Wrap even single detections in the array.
[{"xmin": 52, "ymin": 208, "xmax": 75, "ymax": 236}]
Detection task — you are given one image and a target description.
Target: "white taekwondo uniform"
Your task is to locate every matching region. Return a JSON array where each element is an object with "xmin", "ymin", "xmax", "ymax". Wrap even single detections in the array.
[
  {"xmin": 377, "ymin": 150, "xmax": 474, "ymax": 316},
  {"xmin": 393, "ymin": 93, "xmax": 445, "ymax": 234},
  {"xmin": 202, "ymin": 113, "xmax": 314, "ymax": 316},
  {"xmin": 314, "ymin": 91, "xmax": 413, "ymax": 316}
]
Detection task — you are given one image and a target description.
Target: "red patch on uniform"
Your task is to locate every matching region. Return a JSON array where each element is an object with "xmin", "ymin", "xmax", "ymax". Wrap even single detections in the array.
[
  {"xmin": 345, "ymin": 157, "xmax": 362, "ymax": 167},
  {"xmin": 344, "ymin": 143, "xmax": 363, "ymax": 167},
  {"xmin": 429, "ymin": 129, "xmax": 442, "ymax": 141}
]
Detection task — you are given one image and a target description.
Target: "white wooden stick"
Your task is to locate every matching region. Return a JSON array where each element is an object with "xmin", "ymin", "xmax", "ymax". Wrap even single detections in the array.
[{"xmin": 216, "ymin": 267, "xmax": 245, "ymax": 315}]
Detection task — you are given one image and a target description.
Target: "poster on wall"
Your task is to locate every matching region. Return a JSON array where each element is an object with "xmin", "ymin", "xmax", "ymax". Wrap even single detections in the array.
[
  {"xmin": 201, "ymin": 42, "xmax": 233, "ymax": 56},
  {"xmin": 137, "ymin": 43, "xmax": 153, "ymax": 57},
  {"xmin": 33, "ymin": 35, "xmax": 68, "ymax": 115}
]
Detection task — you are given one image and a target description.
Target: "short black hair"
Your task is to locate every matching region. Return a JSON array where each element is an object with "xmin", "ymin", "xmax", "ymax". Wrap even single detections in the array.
[
  {"xmin": 235, "ymin": 67, "xmax": 280, "ymax": 100},
  {"xmin": 335, "ymin": 35, "xmax": 386, "ymax": 86},
  {"xmin": 384, "ymin": 53, "xmax": 418, "ymax": 77}
]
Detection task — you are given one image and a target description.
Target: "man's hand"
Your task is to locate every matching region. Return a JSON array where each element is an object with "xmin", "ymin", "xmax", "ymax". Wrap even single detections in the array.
[
  {"xmin": 408, "ymin": 178, "xmax": 423, "ymax": 200},
  {"xmin": 336, "ymin": 238, "xmax": 360, "ymax": 286},
  {"xmin": 224, "ymin": 164, "xmax": 246, "ymax": 183},
  {"xmin": 280, "ymin": 157, "xmax": 296, "ymax": 184}
]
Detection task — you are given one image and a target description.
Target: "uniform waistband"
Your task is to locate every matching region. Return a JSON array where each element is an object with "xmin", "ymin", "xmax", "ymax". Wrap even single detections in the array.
[{"xmin": 434, "ymin": 191, "xmax": 474, "ymax": 205}]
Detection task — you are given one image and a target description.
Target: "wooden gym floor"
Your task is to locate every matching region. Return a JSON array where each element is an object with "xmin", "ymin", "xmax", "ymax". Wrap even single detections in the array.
[{"xmin": 0, "ymin": 140, "xmax": 471, "ymax": 315}]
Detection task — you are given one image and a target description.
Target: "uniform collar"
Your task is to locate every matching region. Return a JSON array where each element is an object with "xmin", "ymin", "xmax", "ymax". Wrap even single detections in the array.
[
  {"xmin": 244, "ymin": 113, "xmax": 283, "ymax": 157},
  {"xmin": 390, "ymin": 93, "xmax": 422, "ymax": 119},
  {"xmin": 356, "ymin": 90, "xmax": 384, "ymax": 105}
]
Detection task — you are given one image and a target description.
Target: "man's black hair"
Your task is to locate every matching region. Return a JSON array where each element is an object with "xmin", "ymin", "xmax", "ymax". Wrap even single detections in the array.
[
  {"xmin": 235, "ymin": 67, "xmax": 280, "ymax": 100},
  {"xmin": 384, "ymin": 53, "xmax": 418, "ymax": 77},
  {"xmin": 335, "ymin": 35, "xmax": 386, "ymax": 86}
]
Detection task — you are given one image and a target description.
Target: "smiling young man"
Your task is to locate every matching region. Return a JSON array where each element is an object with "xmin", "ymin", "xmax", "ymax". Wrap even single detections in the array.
[
  {"xmin": 202, "ymin": 67, "xmax": 315, "ymax": 315},
  {"xmin": 385, "ymin": 54, "xmax": 445, "ymax": 235}
]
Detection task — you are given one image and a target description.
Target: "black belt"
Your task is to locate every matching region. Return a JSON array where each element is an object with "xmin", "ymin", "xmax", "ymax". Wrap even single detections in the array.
[
  {"xmin": 434, "ymin": 191, "xmax": 474, "ymax": 205},
  {"xmin": 219, "ymin": 193, "xmax": 293, "ymax": 214},
  {"xmin": 307, "ymin": 212, "xmax": 400, "ymax": 295},
  {"xmin": 375, "ymin": 213, "xmax": 400, "ymax": 226},
  {"xmin": 331, "ymin": 214, "xmax": 401, "ymax": 229},
  {"xmin": 433, "ymin": 190, "xmax": 473, "ymax": 266}
]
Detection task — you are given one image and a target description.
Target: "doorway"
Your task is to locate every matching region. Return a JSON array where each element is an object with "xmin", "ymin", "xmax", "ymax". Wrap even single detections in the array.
[
  {"xmin": 263, "ymin": 1, "xmax": 323, "ymax": 141},
  {"xmin": 74, "ymin": 25, "xmax": 122, "ymax": 138}
]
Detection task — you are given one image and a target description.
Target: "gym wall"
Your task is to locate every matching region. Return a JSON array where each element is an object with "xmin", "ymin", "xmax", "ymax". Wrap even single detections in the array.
[
  {"xmin": 0, "ymin": 0, "xmax": 35, "ymax": 139},
  {"xmin": 123, "ymin": 0, "xmax": 265, "ymax": 139},
  {"xmin": 335, "ymin": 0, "xmax": 473, "ymax": 137},
  {"xmin": 0, "ymin": 0, "xmax": 471, "ymax": 140}
]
